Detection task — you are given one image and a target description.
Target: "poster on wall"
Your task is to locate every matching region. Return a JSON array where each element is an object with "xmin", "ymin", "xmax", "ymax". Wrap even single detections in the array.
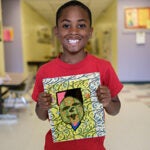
[
  {"xmin": 101, "ymin": 29, "xmax": 112, "ymax": 61},
  {"xmin": 3, "ymin": 27, "xmax": 14, "ymax": 42},
  {"xmin": 36, "ymin": 26, "xmax": 51, "ymax": 44},
  {"xmin": 124, "ymin": 7, "xmax": 150, "ymax": 30}
]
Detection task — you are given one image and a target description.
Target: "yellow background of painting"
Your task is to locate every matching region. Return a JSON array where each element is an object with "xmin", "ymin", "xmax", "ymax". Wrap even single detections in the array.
[{"xmin": 48, "ymin": 79, "xmax": 97, "ymax": 142}]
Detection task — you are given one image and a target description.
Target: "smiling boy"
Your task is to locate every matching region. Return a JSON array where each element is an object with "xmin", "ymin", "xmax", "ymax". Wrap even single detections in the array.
[{"xmin": 32, "ymin": 1, "xmax": 123, "ymax": 150}]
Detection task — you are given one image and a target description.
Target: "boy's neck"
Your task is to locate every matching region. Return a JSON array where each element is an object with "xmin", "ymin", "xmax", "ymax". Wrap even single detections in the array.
[{"xmin": 60, "ymin": 51, "xmax": 87, "ymax": 64}]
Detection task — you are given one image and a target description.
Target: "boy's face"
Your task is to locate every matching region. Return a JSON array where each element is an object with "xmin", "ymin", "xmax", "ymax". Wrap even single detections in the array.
[
  {"xmin": 59, "ymin": 96, "xmax": 84, "ymax": 125},
  {"xmin": 55, "ymin": 6, "xmax": 93, "ymax": 54}
]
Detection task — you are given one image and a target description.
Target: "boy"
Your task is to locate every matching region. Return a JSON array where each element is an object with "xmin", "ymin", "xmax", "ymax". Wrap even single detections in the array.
[{"xmin": 32, "ymin": 1, "xmax": 123, "ymax": 150}]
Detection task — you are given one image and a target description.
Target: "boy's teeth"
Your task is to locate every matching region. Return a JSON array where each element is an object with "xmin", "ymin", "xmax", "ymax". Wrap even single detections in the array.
[{"xmin": 68, "ymin": 40, "xmax": 79, "ymax": 44}]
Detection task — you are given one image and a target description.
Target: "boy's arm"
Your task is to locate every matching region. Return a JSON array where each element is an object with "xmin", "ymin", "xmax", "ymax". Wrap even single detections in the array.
[
  {"xmin": 35, "ymin": 102, "xmax": 49, "ymax": 120},
  {"xmin": 104, "ymin": 96, "xmax": 121, "ymax": 115}
]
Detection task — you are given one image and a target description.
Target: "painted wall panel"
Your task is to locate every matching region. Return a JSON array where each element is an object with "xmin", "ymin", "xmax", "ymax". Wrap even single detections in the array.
[
  {"xmin": 118, "ymin": 0, "xmax": 150, "ymax": 82},
  {"xmin": 2, "ymin": 0, "xmax": 23, "ymax": 72}
]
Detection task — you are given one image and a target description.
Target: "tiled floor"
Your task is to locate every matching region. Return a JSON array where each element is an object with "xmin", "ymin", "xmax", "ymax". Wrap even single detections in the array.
[
  {"xmin": 0, "ymin": 84, "xmax": 150, "ymax": 150},
  {"xmin": 105, "ymin": 84, "xmax": 150, "ymax": 150}
]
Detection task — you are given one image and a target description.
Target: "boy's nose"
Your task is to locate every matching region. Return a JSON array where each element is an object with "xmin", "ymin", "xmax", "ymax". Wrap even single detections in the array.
[{"xmin": 69, "ymin": 27, "xmax": 78, "ymax": 34}]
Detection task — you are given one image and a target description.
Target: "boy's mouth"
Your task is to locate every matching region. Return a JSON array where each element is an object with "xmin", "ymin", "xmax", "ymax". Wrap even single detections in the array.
[{"xmin": 68, "ymin": 39, "xmax": 79, "ymax": 44}]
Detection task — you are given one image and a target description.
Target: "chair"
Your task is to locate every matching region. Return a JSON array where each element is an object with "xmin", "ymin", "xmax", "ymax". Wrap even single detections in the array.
[{"xmin": 4, "ymin": 73, "xmax": 34, "ymax": 108}]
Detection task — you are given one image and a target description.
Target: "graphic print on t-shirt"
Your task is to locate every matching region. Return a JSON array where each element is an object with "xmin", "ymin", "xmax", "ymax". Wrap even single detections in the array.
[{"xmin": 43, "ymin": 72, "xmax": 105, "ymax": 142}]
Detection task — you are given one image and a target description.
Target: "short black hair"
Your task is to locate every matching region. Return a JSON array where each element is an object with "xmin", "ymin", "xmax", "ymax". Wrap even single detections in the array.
[
  {"xmin": 64, "ymin": 88, "xmax": 83, "ymax": 104},
  {"xmin": 56, "ymin": 0, "xmax": 92, "ymax": 27},
  {"xmin": 57, "ymin": 88, "xmax": 83, "ymax": 105}
]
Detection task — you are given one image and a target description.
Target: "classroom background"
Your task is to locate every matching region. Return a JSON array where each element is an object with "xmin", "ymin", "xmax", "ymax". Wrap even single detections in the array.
[{"xmin": 0, "ymin": 0, "xmax": 150, "ymax": 150}]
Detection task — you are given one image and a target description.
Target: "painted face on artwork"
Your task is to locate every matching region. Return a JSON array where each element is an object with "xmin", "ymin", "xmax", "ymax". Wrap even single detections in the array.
[
  {"xmin": 59, "ymin": 96, "xmax": 84, "ymax": 126},
  {"xmin": 55, "ymin": 6, "xmax": 93, "ymax": 54}
]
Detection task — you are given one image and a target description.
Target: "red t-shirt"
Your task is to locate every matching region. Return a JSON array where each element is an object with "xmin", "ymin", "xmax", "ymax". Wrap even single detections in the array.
[{"xmin": 32, "ymin": 54, "xmax": 123, "ymax": 150}]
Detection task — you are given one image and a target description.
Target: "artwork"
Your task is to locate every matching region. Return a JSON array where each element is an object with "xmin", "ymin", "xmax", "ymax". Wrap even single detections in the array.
[
  {"xmin": 36, "ymin": 26, "xmax": 51, "ymax": 44},
  {"xmin": 43, "ymin": 72, "xmax": 105, "ymax": 142},
  {"xmin": 3, "ymin": 27, "xmax": 14, "ymax": 42},
  {"xmin": 101, "ymin": 30, "xmax": 112, "ymax": 61},
  {"xmin": 124, "ymin": 7, "xmax": 150, "ymax": 30}
]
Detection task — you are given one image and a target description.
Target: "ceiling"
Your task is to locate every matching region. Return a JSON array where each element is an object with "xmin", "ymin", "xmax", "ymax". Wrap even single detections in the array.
[{"xmin": 23, "ymin": 0, "xmax": 114, "ymax": 26}]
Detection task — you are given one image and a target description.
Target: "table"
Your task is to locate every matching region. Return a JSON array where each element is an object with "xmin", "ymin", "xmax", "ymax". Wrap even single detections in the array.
[
  {"xmin": 27, "ymin": 60, "xmax": 49, "ymax": 71},
  {"xmin": 0, "ymin": 73, "xmax": 27, "ymax": 114},
  {"xmin": 27, "ymin": 57, "xmax": 56, "ymax": 71}
]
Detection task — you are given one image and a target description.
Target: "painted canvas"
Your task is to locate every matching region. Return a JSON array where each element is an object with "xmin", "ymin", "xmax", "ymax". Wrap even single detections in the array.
[{"xmin": 43, "ymin": 72, "xmax": 105, "ymax": 142}]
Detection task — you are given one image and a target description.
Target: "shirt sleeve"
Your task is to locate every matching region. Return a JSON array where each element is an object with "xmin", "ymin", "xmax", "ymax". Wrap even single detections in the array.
[{"xmin": 102, "ymin": 62, "xmax": 123, "ymax": 98}]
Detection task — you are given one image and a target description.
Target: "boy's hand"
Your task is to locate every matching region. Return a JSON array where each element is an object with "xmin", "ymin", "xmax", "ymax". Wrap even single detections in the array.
[
  {"xmin": 96, "ymin": 85, "xmax": 121, "ymax": 115},
  {"xmin": 37, "ymin": 92, "xmax": 52, "ymax": 111},
  {"xmin": 36, "ymin": 92, "xmax": 52, "ymax": 120},
  {"xmin": 96, "ymin": 85, "xmax": 111, "ymax": 108}
]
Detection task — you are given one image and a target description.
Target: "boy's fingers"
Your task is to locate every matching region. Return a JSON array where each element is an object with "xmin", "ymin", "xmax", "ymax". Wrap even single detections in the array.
[{"xmin": 99, "ymin": 86, "xmax": 109, "ymax": 92}]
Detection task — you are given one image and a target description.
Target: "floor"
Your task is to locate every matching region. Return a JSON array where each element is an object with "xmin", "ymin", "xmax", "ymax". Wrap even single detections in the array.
[{"xmin": 0, "ymin": 84, "xmax": 150, "ymax": 150}]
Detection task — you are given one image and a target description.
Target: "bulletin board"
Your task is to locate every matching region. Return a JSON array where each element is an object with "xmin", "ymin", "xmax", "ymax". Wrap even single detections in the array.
[{"xmin": 124, "ymin": 7, "xmax": 150, "ymax": 30}]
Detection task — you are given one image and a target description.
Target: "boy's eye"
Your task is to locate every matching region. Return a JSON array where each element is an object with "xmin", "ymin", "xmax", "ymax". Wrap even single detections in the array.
[
  {"xmin": 62, "ymin": 24, "xmax": 70, "ymax": 29},
  {"xmin": 78, "ymin": 24, "xmax": 86, "ymax": 28}
]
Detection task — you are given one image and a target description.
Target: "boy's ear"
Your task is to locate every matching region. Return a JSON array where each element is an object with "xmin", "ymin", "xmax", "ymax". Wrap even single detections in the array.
[
  {"xmin": 89, "ymin": 27, "xmax": 93, "ymax": 38},
  {"xmin": 54, "ymin": 26, "xmax": 59, "ymax": 37}
]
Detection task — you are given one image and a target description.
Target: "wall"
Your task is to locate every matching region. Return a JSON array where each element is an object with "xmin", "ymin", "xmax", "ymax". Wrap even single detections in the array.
[
  {"xmin": 2, "ymin": 0, "xmax": 23, "ymax": 73},
  {"xmin": 1, "ymin": 0, "xmax": 53, "ymax": 73},
  {"xmin": 2, "ymin": 0, "xmax": 150, "ymax": 81},
  {"xmin": 118, "ymin": 0, "xmax": 150, "ymax": 82},
  {"xmin": 0, "ymin": 0, "xmax": 5, "ymax": 75},
  {"xmin": 94, "ymin": 0, "xmax": 118, "ymax": 70},
  {"xmin": 22, "ymin": 1, "xmax": 53, "ymax": 73}
]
